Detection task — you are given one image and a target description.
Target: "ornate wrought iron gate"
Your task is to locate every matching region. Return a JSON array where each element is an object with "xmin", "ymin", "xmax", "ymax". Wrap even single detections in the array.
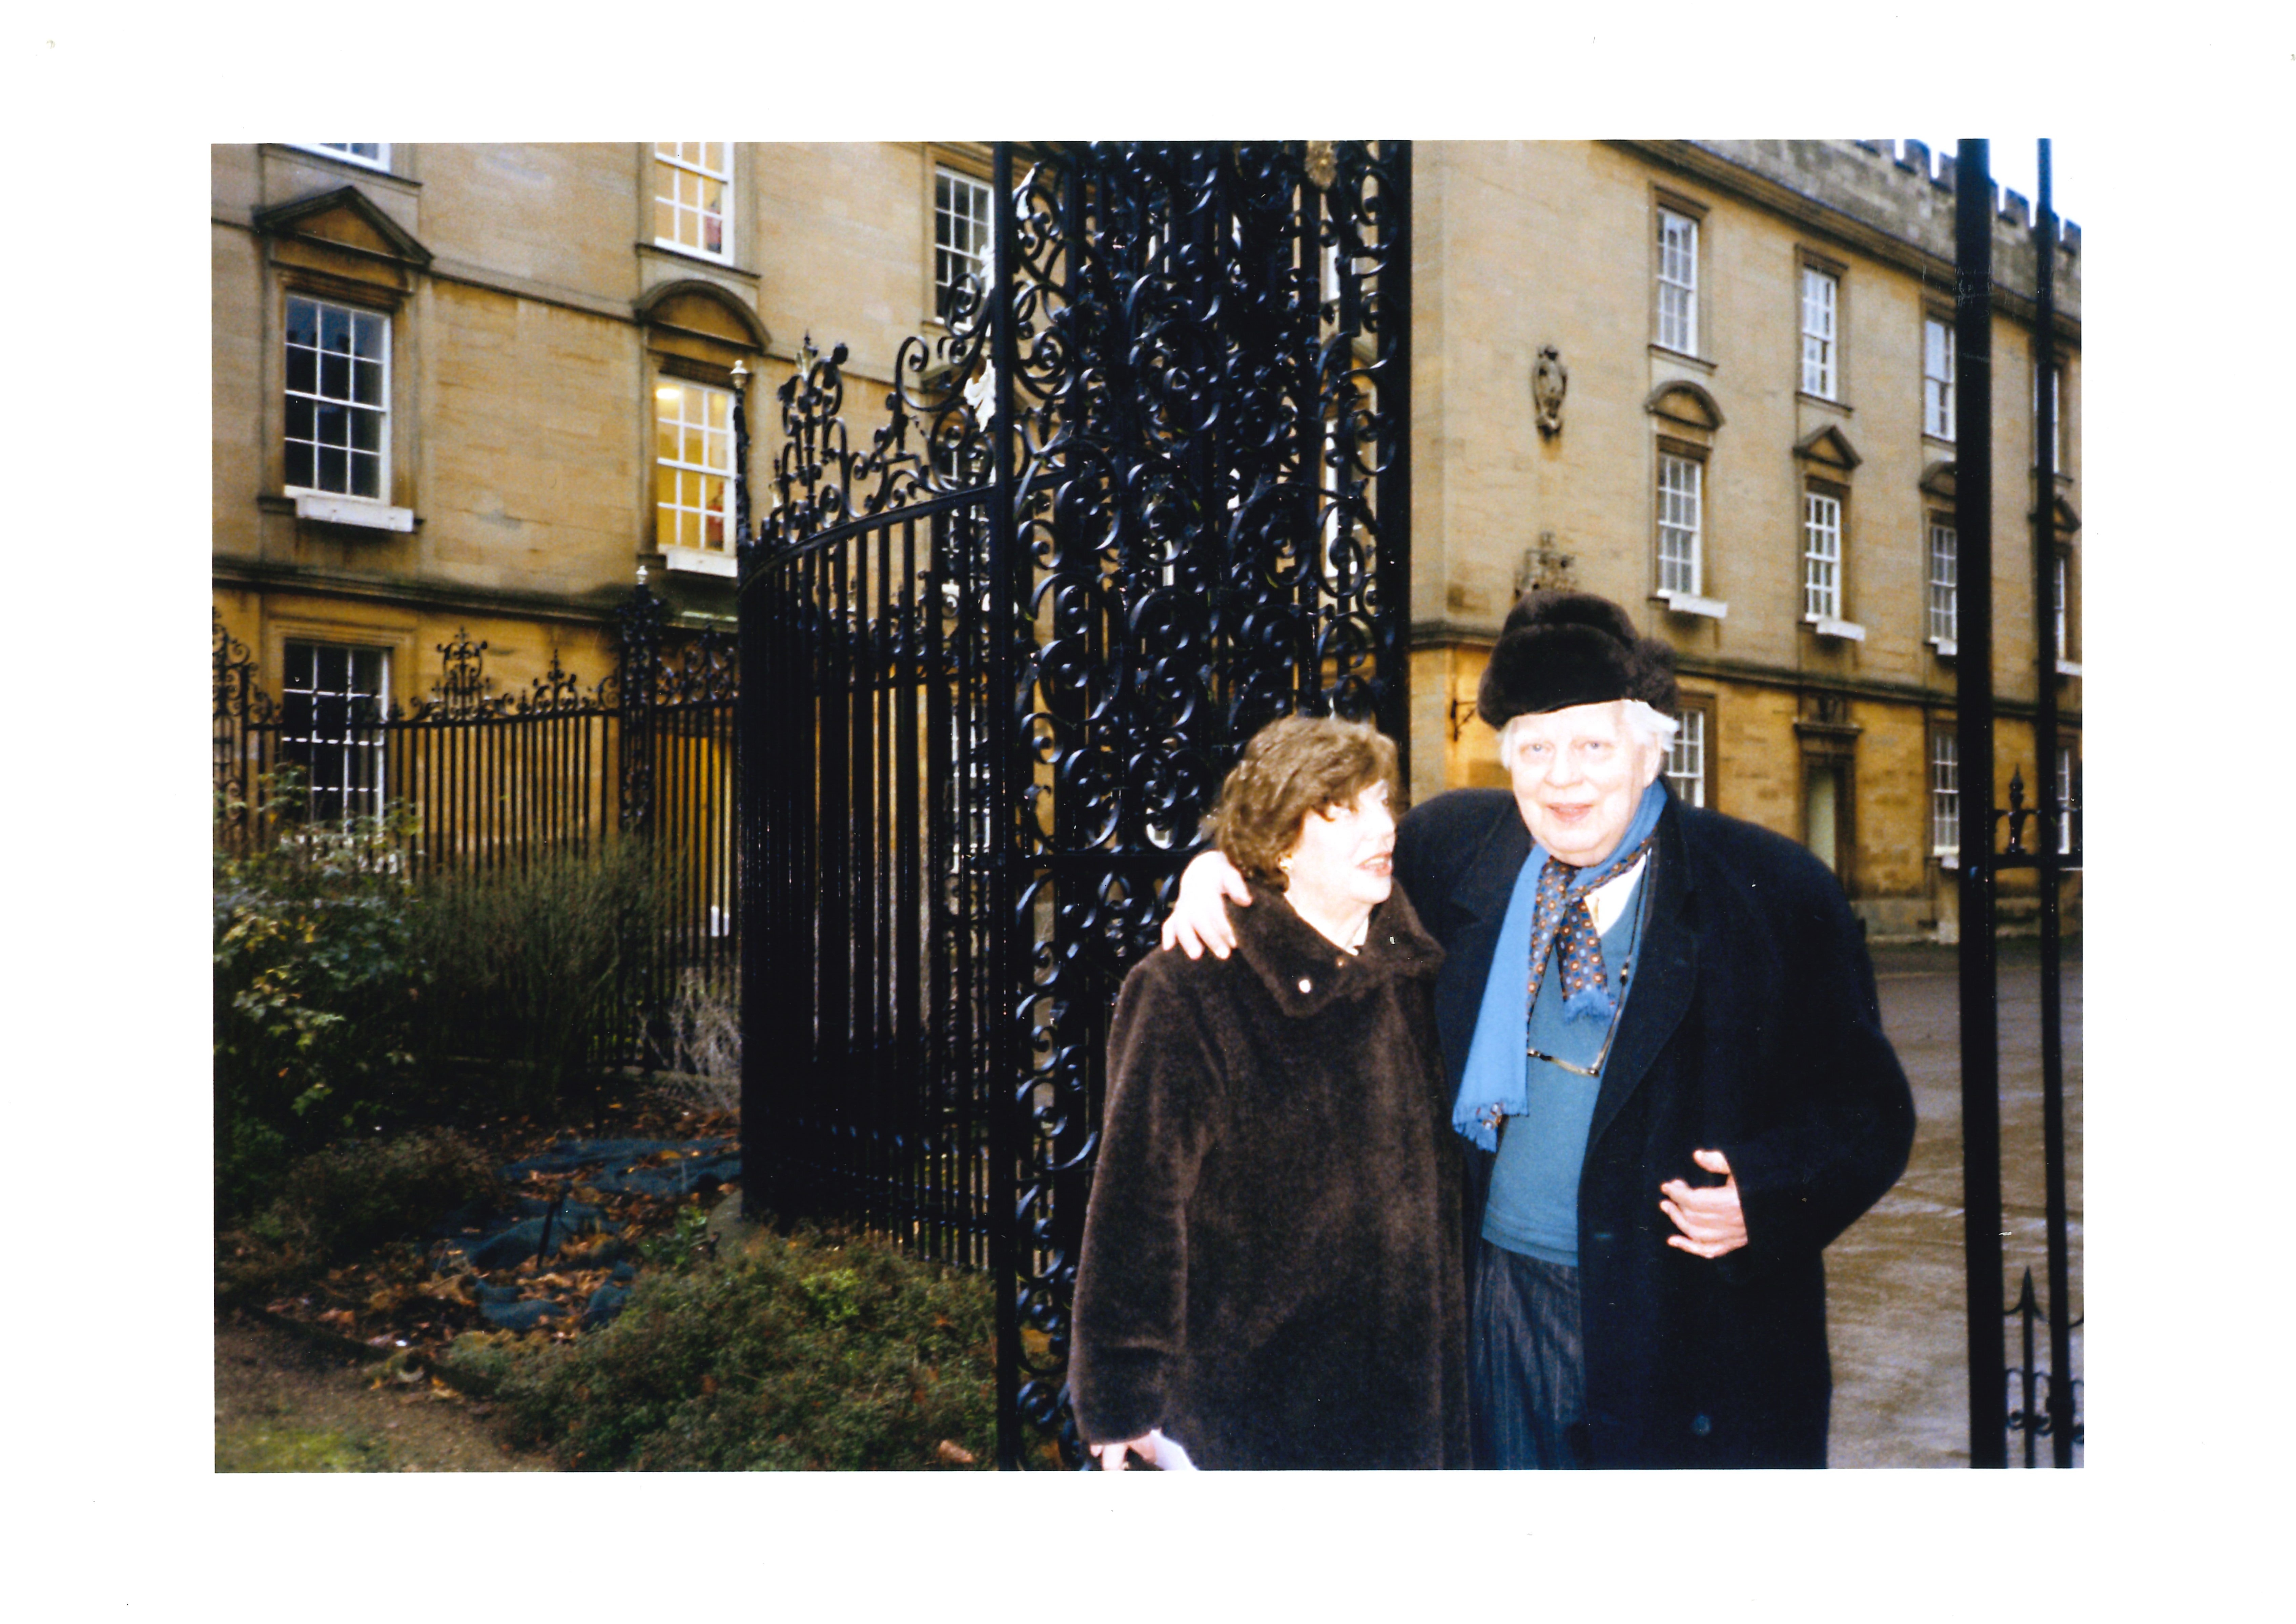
[{"xmin": 737, "ymin": 141, "xmax": 1412, "ymax": 1467}]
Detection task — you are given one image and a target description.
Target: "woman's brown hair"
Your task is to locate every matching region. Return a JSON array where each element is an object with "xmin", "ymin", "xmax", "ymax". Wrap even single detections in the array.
[{"xmin": 1202, "ymin": 714, "xmax": 1401, "ymax": 888}]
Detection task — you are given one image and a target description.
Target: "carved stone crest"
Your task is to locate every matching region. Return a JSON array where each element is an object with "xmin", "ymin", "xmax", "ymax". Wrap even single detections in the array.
[
  {"xmin": 1517, "ymin": 531, "xmax": 1576, "ymax": 594},
  {"xmin": 1533, "ymin": 344, "xmax": 1568, "ymax": 437}
]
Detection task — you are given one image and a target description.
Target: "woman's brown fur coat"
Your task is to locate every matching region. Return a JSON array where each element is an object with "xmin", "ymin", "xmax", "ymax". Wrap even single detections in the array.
[{"xmin": 1068, "ymin": 884, "xmax": 1470, "ymax": 1469}]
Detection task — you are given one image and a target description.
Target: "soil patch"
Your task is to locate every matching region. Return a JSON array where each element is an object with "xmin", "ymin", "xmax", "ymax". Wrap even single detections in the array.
[{"xmin": 216, "ymin": 1307, "xmax": 550, "ymax": 1473}]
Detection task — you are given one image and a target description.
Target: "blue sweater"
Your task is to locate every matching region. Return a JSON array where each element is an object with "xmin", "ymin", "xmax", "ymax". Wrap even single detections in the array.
[{"xmin": 1475, "ymin": 861, "xmax": 1644, "ymax": 1265}]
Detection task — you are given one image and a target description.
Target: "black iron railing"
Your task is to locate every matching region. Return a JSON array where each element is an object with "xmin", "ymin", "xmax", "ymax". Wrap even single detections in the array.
[
  {"xmin": 1954, "ymin": 137, "xmax": 2083, "ymax": 1469},
  {"xmin": 211, "ymin": 586, "xmax": 738, "ymax": 1074}
]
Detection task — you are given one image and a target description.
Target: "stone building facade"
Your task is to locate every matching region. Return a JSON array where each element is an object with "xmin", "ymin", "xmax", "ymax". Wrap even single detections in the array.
[
  {"xmin": 213, "ymin": 142, "xmax": 997, "ymax": 707},
  {"xmin": 211, "ymin": 139, "xmax": 2078, "ymax": 940},
  {"xmin": 1405, "ymin": 140, "xmax": 2079, "ymax": 939}
]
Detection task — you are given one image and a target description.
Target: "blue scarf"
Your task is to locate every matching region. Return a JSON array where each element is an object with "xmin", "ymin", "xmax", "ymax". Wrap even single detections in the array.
[{"xmin": 1450, "ymin": 779, "xmax": 1668, "ymax": 1150}]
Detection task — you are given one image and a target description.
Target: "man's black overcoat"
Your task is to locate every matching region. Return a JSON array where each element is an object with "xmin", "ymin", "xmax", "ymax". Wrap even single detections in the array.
[{"xmin": 1395, "ymin": 788, "xmax": 1915, "ymax": 1468}]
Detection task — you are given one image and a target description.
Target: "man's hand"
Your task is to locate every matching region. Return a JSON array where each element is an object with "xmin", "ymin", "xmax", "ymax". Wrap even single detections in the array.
[
  {"xmin": 1092, "ymin": 1436, "xmax": 1154, "ymax": 1470},
  {"xmin": 1159, "ymin": 850, "xmax": 1251, "ymax": 960},
  {"xmin": 1659, "ymin": 1148, "xmax": 1748, "ymax": 1259}
]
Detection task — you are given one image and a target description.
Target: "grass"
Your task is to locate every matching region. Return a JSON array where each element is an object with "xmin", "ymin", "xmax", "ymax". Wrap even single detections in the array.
[{"xmin": 214, "ymin": 1423, "xmax": 389, "ymax": 1473}]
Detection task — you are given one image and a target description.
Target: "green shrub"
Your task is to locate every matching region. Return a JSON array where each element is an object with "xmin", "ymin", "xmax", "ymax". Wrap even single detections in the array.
[
  {"xmin": 214, "ymin": 768, "xmax": 677, "ymax": 1219},
  {"xmin": 404, "ymin": 839, "xmax": 669, "ymax": 1115},
  {"xmin": 283, "ymin": 1129, "xmax": 498, "ymax": 1256},
  {"xmin": 218, "ymin": 1129, "xmax": 498, "ymax": 1300},
  {"xmin": 213, "ymin": 782, "xmax": 424, "ymax": 1214},
  {"xmin": 447, "ymin": 1225, "xmax": 996, "ymax": 1470}
]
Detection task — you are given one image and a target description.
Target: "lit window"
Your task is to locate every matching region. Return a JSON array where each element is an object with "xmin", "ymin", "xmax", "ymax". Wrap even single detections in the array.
[
  {"xmin": 1928, "ymin": 519, "xmax": 1958, "ymax": 643},
  {"xmin": 284, "ymin": 295, "xmax": 388, "ymax": 501},
  {"xmin": 1803, "ymin": 490, "xmax": 1843, "ymax": 621},
  {"xmin": 935, "ymin": 167, "xmax": 994, "ymax": 323},
  {"xmin": 1931, "ymin": 732, "xmax": 1959, "ymax": 858},
  {"xmin": 1656, "ymin": 452, "xmax": 1703, "ymax": 595},
  {"xmin": 654, "ymin": 381, "xmax": 734, "ymax": 555},
  {"xmin": 654, "ymin": 143, "xmax": 731, "ymax": 260},
  {"xmin": 1665, "ymin": 707, "xmax": 1707, "ymax": 809},
  {"xmin": 282, "ymin": 642, "xmax": 388, "ymax": 823},
  {"xmin": 1656, "ymin": 208, "xmax": 1698, "ymax": 354},
  {"xmin": 1924, "ymin": 318, "xmax": 1956, "ymax": 440},
  {"xmin": 1800, "ymin": 268, "xmax": 1838, "ymax": 398}
]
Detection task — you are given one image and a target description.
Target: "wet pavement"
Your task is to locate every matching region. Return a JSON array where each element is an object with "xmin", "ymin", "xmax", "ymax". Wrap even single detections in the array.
[{"xmin": 1825, "ymin": 937, "xmax": 2082, "ymax": 1467}]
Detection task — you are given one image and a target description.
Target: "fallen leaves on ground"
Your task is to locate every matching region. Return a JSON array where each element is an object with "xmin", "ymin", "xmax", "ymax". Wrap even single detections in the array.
[{"xmin": 250, "ymin": 1095, "xmax": 739, "ymax": 1366}]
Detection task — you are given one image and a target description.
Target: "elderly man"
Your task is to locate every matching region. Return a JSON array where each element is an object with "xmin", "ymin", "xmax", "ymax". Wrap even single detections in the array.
[{"xmin": 1164, "ymin": 590, "xmax": 1915, "ymax": 1467}]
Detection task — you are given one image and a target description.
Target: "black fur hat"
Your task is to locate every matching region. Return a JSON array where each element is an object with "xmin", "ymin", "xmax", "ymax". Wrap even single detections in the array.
[{"xmin": 1475, "ymin": 589, "xmax": 1679, "ymax": 728}]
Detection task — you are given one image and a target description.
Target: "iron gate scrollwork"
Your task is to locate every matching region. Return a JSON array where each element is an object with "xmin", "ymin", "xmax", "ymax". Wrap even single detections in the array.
[{"xmin": 738, "ymin": 141, "xmax": 1412, "ymax": 1467}]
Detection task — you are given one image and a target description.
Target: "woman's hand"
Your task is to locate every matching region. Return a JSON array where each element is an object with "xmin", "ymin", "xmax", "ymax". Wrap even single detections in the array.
[{"xmin": 1159, "ymin": 850, "xmax": 1251, "ymax": 959}]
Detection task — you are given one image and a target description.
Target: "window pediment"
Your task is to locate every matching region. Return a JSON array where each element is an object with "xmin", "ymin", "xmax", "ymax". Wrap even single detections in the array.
[
  {"xmin": 636, "ymin": 278, "xmax": 770, "ymax": 354},
  {"xmin": 1919, "ymin": 459, "xmax": 1956, "ymax": 500},
  {"xmin": 1644, "ymin": 380, "xmax": 1723, "ymax": 432},
  {"xmin": 1794, "ymin": 422, "xmax": 1862, "ymax": 472},
  {"xmin": 255, "ymin": 186, "xmax": 432, "ymax": 270}
]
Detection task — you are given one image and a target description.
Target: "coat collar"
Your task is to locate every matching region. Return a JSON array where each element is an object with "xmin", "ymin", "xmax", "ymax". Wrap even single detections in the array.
[
  {"xmin": 1230, "ymin": 881, "xmax": 1445, "ymax": 1018},
  {"xmin": 1587, "ymin": 795, "xmax": 1699, "ymax": 1149},
  {"xmin": 1451, "ymin": 800, "xmax": 1533, "ymax": 930}
]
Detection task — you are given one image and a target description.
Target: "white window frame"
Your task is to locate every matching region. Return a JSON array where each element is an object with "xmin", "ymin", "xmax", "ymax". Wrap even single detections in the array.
[
  {"xmin": 1656, "ymin": 208, "xmax": 1699, "ymax": 355},
  {"xmin": 292, "ymin": 143, "xmax": 391, "ymax": 171},
  {"xmin": 1931, "ymin": 731, "xmax": 1960, "ymax": 860},
  {"xmin": 653, "ymin": 143, "xmax": 732, "ymax": 262},
  {"xmin": 1800, "ymin": 267, "xmax": 1838, "ymax": 398},
  {"xmin": 1928, "ymin": 518, "xmax": 1959, "ymax": 648},
  {"xmin": 2037, "ymin": 359, "xmax": 2067, "ymax": 466},
  {"xmin": 281, "ymin": 640, "xmax": 390, "ymax": 823},
  {"xmin": 1924, "ymin": 317, "xmax": 1956, "ymax": 440},
  {"xmin": 654, "ymin": 379, "xmax": 736, "ymax": 573},
  {"xmin": 1802, "ymin": 489, "xmax": 1843, "ymax": 622},
  {"xmin": 1665, "ymin": 706, "xmax": 1707, "ymax": 809},
  {"xmin": 284, "ymin": 294, "xmax": 390, "ymax": 505},
  {"xmin": 934, "ymin": 165, "xmax": 995, "ymax": 325},
  {"xmin": 1656, "ymin": 451, "xmax": 1703, "ymax": 597}
]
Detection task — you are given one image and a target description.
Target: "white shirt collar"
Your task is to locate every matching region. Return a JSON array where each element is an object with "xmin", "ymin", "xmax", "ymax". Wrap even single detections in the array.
[{"xmin": 1584, "ymin": 853, "xmax": 1649, "ymax": 936}]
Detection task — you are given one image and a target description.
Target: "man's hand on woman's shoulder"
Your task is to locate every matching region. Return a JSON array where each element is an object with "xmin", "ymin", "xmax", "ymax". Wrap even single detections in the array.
[{"xmin": 1160, "ymin": 850, "xmax": 1252, "ymax": 959}]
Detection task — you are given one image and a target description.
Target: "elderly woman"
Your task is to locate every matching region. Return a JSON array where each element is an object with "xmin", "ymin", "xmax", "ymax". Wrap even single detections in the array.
[{"xmin": 1068, "ymin": 715, "xmax": 1469, "ymax": 1470}]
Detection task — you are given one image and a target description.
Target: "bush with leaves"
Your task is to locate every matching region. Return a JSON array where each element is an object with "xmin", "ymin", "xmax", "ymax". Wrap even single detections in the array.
[
  {"xmin": 213, "ymin": 781, "xmax": 425, "ymax": 1214},
  {"xmin": 216, "ymin": 766, "xmax": 678, "ymax": 1217},
  {"xmin": 219, "ymin": 1129, "xmax": 498, "ymax": 1300},
  {"xmin": 446, "ymin": 1223, "xmax": 996, "ymax": 1470}
]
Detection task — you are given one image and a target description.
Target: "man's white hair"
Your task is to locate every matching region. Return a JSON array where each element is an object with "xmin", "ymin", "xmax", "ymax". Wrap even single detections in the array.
[{"xmin": 1499, "ymin": 698, "xmax": 1680, "ymax": 761}]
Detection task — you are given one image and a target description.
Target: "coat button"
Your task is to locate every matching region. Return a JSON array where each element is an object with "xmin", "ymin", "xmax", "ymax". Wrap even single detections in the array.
[
  {"xmin": 1298, "ymin": 978, "xmax": 1313, "ymax": 993},
  {"xmin": 1690, "ymin": 1413, "xmax": 1712, "ymax": 1437}
]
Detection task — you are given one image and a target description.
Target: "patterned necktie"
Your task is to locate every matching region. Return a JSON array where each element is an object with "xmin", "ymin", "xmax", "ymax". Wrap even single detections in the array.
[{"xmin": 1527, "ymin": 830, "xmax": 1658, "ymax": 1020}]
